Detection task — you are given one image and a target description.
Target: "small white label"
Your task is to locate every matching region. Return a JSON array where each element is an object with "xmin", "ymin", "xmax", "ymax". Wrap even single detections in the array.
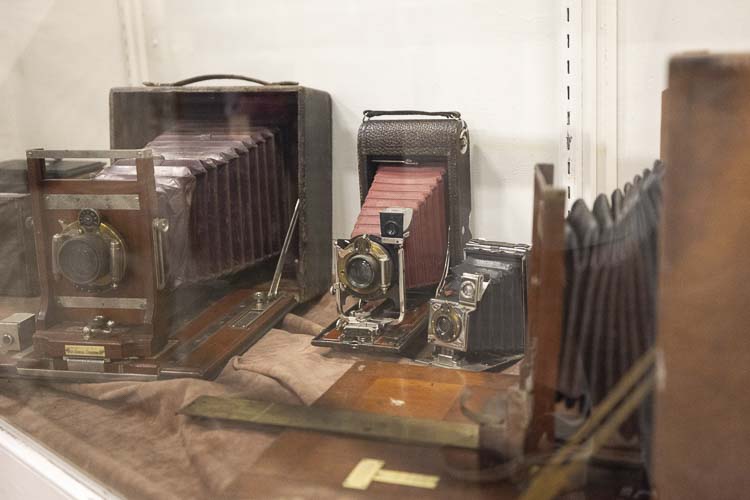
[
  {"xmin": 343, "ymin": 459, "xmax": 440, "ymax": 491},
  {"xmin": 375, "ymin": 469, "xmax": 440, "ymax": 489},
  {"xmin": 342, "ymin": 459, "xmax": 384, "ymax": 490}
]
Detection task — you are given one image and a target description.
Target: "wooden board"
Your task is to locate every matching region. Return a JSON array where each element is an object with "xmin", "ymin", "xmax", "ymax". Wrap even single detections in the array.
[
  {"xmin": 525, "ymin": 164, "xmax": 566, "ymax": 452},
  {"xmin": 240, "ymin": 361, "xmax": 521, "ymax": 499},
  {"xmin": 655, "ymin": 53, "xmax": 750, "ymax": 499}
]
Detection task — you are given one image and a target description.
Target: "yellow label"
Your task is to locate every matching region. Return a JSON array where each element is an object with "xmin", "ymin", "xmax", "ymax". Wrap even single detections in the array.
[{"xmin": 64, "ymin": 345, "xmax": 106, "ymax": 358}]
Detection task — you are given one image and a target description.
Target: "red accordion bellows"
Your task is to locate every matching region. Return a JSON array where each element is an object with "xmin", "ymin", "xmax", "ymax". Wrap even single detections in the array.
[{"xmin": 351, "ymin": 166, "xmax": 448, "ymax": 289}]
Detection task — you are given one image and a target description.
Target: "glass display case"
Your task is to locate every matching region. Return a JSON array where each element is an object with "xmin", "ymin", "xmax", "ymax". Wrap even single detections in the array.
[{"xmin": 1, "ymin": 1, "xmax": 748, "ymax": 499}]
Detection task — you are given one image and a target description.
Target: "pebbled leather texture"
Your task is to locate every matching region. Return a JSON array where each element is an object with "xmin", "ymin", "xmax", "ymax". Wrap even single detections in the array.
[{"xmin": 357, "ymin": 117, "xmax": 472, "ymax": 264}]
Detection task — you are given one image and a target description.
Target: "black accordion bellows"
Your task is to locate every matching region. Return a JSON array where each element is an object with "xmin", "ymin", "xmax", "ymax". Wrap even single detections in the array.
[
  {"xmin": 448, "ymin": 243, "xmax": 527, "ymax": 353},
  {"xmin": 95, "ymin": 123, "xmax": 289, "ymax": 290},
  {"xmin": 557, "ymin": 161, "xmax": 665, "ymax": 439}
]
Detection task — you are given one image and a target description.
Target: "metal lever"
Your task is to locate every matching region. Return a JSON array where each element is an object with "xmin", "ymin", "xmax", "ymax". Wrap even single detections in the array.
[
  {"xmin": 436, "ymin": 226, "xmax": 452, "ymax": 296},
  {"xmin": 269, "ymin": 199, "xmax": 301, "ymax": 299},
  {"xmin": 51, "ymin": 233, "xmax": 65, "ymax": 281},
  {"xmin": 393, "ymin": 246, "xmax": 407, "ymax": 324},
  {"xmin": 110, "ymin": 240, "xmax": 125, "ymax": 288},
  {"xmin": 152, "ymin": 218, "xmax": 169, "ymax": 291}
]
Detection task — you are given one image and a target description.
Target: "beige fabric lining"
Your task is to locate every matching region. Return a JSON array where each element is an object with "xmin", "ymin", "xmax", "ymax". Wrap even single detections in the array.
[{"xmin": 0, "ymin": 294, "xmax": 356, "ymax": 499}]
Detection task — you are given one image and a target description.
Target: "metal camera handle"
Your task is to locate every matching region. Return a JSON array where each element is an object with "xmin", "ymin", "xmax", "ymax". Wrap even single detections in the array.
[
  {"xmin": 362, "ymin": 110, "xmax": 462, "ymax": 121},
  {"xmin": 143, "ymin": 74, "xmax": 299, "ymax": 87}
]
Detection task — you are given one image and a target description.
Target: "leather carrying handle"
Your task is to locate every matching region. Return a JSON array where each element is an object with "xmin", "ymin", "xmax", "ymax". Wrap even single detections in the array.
[
  {"xmin": 363, "ymin": 110, "xmax": 461, "ymax": 120},
  {"xmin": 143, "ymin": 74, "xmax": 298, "ymax": 87}
]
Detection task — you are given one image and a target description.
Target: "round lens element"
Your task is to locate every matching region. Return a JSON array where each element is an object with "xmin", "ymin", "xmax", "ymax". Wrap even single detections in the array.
[
  {"xmin": 382, "ymin": 220, "xmax": 400, "ymax": 237},
  {"xmin": 435, "ymin": 315, "xmax": 454, "ymax": 338},
  {"xmin": 432, "ymin": 308, "xmax": 461, "ymax": 343},
  {"xmin": 58, "ymin": 234, "xmax": 109, "ymax": 285},
  {"xmin": 345, "ymin": 254, "xmax": 377, "ymax": 290},
  {"xmin": 460, "ymin": 281, "xmax": 476, "ymax": 301}
]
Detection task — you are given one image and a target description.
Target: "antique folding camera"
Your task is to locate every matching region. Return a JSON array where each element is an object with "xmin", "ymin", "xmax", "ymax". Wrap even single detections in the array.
[
  {"xmin": 313, "ymin": 110, "xmax": 471, "ymax": 354},
  {"xmin": 0, "ymin": 75, "xmax": 332, "ymax": 381},
  {"xmin": 419, "ymin": 239, "xmax": 529, "ymax": 371}
]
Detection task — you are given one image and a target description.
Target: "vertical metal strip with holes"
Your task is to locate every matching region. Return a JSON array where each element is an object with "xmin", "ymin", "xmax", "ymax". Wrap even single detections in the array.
[{"xmin": 561, "ymin": 1, "xmax": 583, "ymax": 211}]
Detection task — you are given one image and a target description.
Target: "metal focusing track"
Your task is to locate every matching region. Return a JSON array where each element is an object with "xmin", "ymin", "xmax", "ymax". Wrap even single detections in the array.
[
  {"xmin": 173, "ymin": 294, "xmax": 287, "ymax": 357},
  {"xmin": 231, "ymin": 296, "xmax": 283, "ymax": 329}
]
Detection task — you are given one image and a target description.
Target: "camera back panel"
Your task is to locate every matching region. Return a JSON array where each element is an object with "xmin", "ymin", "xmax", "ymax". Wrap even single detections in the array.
[{"xmin": 110, "ymin": 84, "xmax": 332, "ymax": 303}]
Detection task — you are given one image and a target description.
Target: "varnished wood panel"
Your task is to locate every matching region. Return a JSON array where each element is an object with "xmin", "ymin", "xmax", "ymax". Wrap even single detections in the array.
[
  {"xmin": 525, "ymin": 164, "xmax": 566, "ymax": 452},
  {"xmin": 655, "ymin": 53, "xmax": 750, "ymax": 500}
]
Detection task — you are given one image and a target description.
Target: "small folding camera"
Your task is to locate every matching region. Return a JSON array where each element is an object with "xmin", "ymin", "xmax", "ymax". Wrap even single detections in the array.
[
  {"xmin": 423, "ymin": 239, "xmax": 530, "ymax": 371},
  {"xmin": 314, "ymin": 165, "xmax": 450, "ymax": 354},
  {"xmin": 313, "ymin": 109, "xmax": 472, "ymax": 355},
  {"xmin": 318, "ymin": 205, "xmax": 432, "ymax": 353}
]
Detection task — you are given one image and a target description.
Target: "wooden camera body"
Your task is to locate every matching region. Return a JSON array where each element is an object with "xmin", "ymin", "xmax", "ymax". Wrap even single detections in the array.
[
  {"xmin": 28, "ymin": 150, "xmax": 168, "ymax": 364},
  {"xmin": 0, "ymin": 78, "xmax": 332, "ymax": 381}
]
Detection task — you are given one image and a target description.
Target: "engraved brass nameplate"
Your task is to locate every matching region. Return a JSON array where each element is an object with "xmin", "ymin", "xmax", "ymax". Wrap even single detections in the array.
[{"xmin": 64, "ymin": 345, "xmax": 106, "ymax": 358}]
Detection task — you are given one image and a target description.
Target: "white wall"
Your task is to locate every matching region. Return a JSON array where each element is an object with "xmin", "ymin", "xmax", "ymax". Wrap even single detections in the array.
[
  {"xmin": 617, "ymin": 0, "xmax": 750, "ymax": 185},
  {"xmin": 0, "ymin": 0, "xmax": 562, "ymax": 244},
  {"xmin": 4, "ymin": 1, "xmax": 750, "ymax": 241},
  {"xmin": 139, "ymin": 0, "xmax": 562, "ymax": 243},
  {"xmin": 0, "ymin": 0, "xmax": 130, "ymax": 160}
]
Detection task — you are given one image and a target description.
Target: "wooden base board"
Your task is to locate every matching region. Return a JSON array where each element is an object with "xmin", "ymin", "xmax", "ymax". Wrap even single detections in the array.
[{"xmin": 0, "ymin": 288, "xmax": 297, "ymax": 382}]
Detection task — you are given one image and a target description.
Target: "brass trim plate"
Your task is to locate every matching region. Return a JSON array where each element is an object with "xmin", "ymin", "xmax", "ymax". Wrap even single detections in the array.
[
  {"xmin": 45, "ymin": 194, "xmax": 141, "ymax": 211},
  {"xmin": 64, "ymin": 345, "xmax": 106, "ymax": 358},
  {"xmin": 56, "ymin": 296, "xmax": 147, "ymax": 310}
]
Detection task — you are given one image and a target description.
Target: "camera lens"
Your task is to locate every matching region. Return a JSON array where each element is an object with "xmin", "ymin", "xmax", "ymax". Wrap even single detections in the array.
[
  {"xmin": 433, "ymin": 311, "xmax": 461, "ymax": 342},
  {"xmin": 460, "ymin": 281, "xmax": 476, "ymax": 301},
  {"xmin": 346, "ymin": 254, "xmax": 377, "ymax": 290},
  {"xmin": 58, "ymin": 234, "xmax": 109, "ymax": 285},
  {"xmin": 382, "ymin": 220, "xmax": 400, "ymax": 237}
]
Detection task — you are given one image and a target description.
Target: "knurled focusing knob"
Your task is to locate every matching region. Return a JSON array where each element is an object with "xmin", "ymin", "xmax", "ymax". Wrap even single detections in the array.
[
  {"xmin": 58, "ymin": 233, "xmax": 110, "ymax": 285},
  {"xmin": 78, "ymin": 208, "xmax": 101, "ymax": 229}
]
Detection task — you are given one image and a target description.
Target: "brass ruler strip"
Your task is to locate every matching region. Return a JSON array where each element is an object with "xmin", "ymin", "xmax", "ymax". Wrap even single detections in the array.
[{"xmin": 180, "ymin": 396, "xmax": 480, "ymax": 450}]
